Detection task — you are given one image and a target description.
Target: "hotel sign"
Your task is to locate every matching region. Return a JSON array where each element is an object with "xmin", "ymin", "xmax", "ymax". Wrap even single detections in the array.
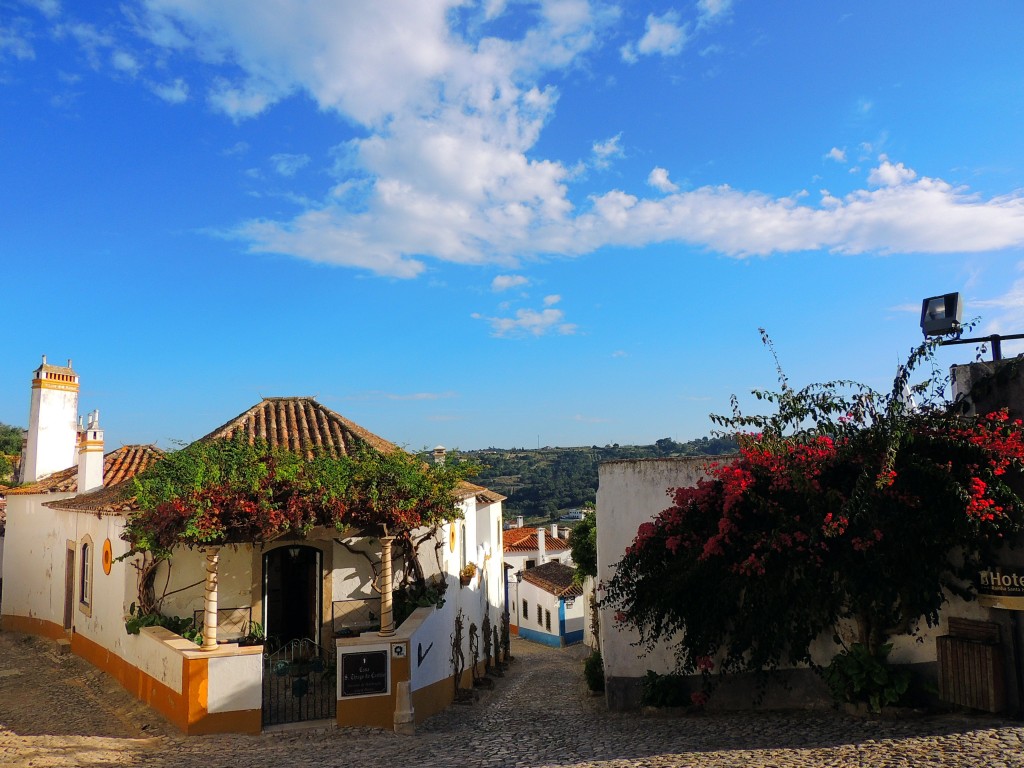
[{"xmin": 977, "ymin": 567, "xmax": 1024, "ymax": 611}]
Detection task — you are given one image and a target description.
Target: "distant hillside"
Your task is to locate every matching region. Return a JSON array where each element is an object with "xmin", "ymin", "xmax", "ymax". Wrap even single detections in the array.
[{"xmin": 447, "ymin": 435, "xmax": 737, "ymax": 522}]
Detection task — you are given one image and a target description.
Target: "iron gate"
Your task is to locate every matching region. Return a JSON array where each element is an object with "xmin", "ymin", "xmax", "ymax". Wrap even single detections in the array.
[{"xmin": 262, "ymin": 638, "xmax": 336, "ymax": 727}]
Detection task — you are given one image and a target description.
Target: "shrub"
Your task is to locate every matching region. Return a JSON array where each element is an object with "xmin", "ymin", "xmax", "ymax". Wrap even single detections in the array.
[{"xmin": 583, "ymin": 650, "xmax": 605, "ymax": 692}]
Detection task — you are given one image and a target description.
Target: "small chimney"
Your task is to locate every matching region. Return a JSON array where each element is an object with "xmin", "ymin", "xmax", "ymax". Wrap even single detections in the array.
[
  {"xmin": 432, "ymin": 445, "xmax": 446, "ymax": 465},
  {"xmin": 77, "ymin": 409, "xmax": 104, "ymax": 493},
  {"xmin": 516, "ymin": 515, "xmax": 524, "ymax": 528},
  {"xmin": 551, "ymin": 523, "xmax": 559, "ymax": 540},
  {"xmin": 536, "ymin": 527, "xmax": 546, "ymax": 564}
]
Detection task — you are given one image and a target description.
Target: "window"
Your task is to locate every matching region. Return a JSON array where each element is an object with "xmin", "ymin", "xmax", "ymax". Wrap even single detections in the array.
[
  {"xmin": 525, "ymin": 559, "xmax": 536, "ymax": 569},
  {"xmin": 78, "ymin": 535, "xmax": 94, "ymax": 617},
  {"xmin": 522, "ymin": 600, "xmax": 528, "ymax": 621},
  {"xmin": 545, "ymin": 610, "xmax": 551, "ymax": 632},
  {"xmin": 537, "ymin": 604, "xmax": 542, "ymax": 626}
]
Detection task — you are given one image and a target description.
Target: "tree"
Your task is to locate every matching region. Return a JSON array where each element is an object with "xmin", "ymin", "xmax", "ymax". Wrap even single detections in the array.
[
  {"xmin": 602, "ymin": 333, "xmax": 1024, "ymax": 695},
  {"xmin": 568, "ymin": 511, "xmax": 597, "ymax": 583}
]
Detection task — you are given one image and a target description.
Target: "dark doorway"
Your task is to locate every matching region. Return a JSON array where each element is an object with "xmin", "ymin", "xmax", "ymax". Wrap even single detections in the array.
[{"xmin": 263, "ymin": 545, "xmax": 321, "ymax": 647}]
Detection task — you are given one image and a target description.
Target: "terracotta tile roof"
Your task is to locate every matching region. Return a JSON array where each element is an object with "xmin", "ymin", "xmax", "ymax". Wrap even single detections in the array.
[
  {"xmin": 520, "ymin": 561, "xmax": 583, "ymax": 598},
  {"xmin": 199, "ymin": 397, "xmax": 398, "ymax": 457},
  {"xmin": 457, "ymin": 481, "xmax": 506, "ymax": 504},
  {"xmin": 45, "ymin": 479, "xmax": 141, "ymax": 516},
  {"xmin": 7, "ymin": 445, "xmax": 164, "ymax": 496},
  {"xmin": 503, "ymin": 528, "xmax": 570, "ymax": 553}
]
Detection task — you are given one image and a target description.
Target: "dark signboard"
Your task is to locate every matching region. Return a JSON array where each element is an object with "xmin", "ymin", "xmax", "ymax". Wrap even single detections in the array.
[
  {"xmin": 977, "ymin": 566, "xmax": 1024, "ymax": 611},
  {"xmin": 341, "ymin": 650, "xmax": 388, "ymax": 696}
]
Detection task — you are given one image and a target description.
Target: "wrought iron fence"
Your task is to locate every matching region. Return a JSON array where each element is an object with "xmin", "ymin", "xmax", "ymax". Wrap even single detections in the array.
[
  {"xmin": 192, "ymin": 606, "xmax": 252, "ymax": 642},
  {"xmin": 332, "ymin": 597, "xmax": 380, "ymax": 636},
  {"xmin": 263, "ymin": 638, "xmax": 336, "ymax": 726}
]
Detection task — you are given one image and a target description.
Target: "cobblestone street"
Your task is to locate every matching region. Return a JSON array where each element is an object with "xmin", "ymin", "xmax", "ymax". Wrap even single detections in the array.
[{"xmin": 2, "ymin": 629, "xmax": 1024, "ymax": 767}]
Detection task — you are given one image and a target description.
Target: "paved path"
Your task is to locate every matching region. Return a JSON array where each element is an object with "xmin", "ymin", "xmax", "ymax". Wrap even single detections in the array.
[{"xmin": 2, "ymin": 629, "xmax": 1024, "ymax": 767}]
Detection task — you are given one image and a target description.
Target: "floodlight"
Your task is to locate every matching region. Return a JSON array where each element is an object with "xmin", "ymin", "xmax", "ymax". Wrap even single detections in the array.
[{"xmin": 920, "ymin": 292, "xmax": 962, "ymax": 337}]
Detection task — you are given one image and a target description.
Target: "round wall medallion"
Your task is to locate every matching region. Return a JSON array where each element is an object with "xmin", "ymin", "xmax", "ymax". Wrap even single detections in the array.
[
  {"xmin": 102, "ymin": 538, "xmax": 113, "ymax": 575},
  {"xmin": 449, "ymin": 527, "xmax": 457, "ymax": 552}
]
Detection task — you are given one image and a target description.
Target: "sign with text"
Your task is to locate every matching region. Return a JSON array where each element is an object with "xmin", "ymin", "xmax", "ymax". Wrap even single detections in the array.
[
  {"xmin": 977, "ymin": 566, "xmax": 1024, "ymax": 610},
  {"xmin": 341, "ymin": 650, "xmax": 389, "ymax": 697}
]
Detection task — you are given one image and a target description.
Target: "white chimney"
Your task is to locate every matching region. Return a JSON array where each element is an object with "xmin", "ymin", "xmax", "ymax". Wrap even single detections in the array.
[
  {"xmin": 551, "ymin": 523, "xmax": 559, "ymax": 540},
  {"xmin": 22, "ymin": 355, "xmax": 80, "ymax": 483},
  {"xmin": 77, "ymin": 409, "xmax": 104, "ymax": 493},
  {"xmin": 432, "ymin": 445, "xmax": 446, "ymax": 465},
  {"xmin": 516, "ymin": 515, "xmax": 524, "ymax": 528},
  {"xmin": 536, "ymin": 527, "xmax": 546, "ymax": 564}
]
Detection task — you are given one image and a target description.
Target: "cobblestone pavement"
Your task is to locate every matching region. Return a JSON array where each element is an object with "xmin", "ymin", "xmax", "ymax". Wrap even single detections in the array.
[{"xmin": 2, "ymin": 629, "xmax": 1024, "ymax": 767}]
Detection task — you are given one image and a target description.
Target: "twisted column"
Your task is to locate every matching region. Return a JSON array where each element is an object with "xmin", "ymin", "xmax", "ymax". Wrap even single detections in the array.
[
  {"xmin": 201, "ymin": 546, "xmax": 220, "ymax": 651},
  {"xmin": 378, "ymin": 536, "xmax": 396, "ymax": 637}
]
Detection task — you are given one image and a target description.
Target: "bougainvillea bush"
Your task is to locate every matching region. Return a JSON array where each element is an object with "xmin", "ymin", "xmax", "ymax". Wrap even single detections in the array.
[{"xmin": 602, "ymin": 334, "xmax": 1024, "ymax": 697}]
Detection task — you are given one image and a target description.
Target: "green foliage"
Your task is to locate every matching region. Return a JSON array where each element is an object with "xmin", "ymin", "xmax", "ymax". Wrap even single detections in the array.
[
  {"xmin": 0, "ymin": 423, "xmax": 23, "ymax": 456},
  {"xmin": 569, "ymin": 513, "xmax": 597, "ymax": 582},
  {"xmin": 824, "ymin": 643, "xmax": 910, "ymax": 713},
  {"xmin": 457, "ymin": 436, "xmax": 738, "ymax": 519},
  {"xmin": 641, "ymin": 670, "xmax": 691, "ymax": 708},
  {"xmin": 124, "ymin": 603, "xmax": 201, "ymax": 645},
  {"xmin": 583, "ymin": 650, "xmax": 605, "ymax": 692},
  {"xmin": 394, "ymin": 577, "xmax": 447, "ymax": 627},
  {"xmin": 124, "ymin": 433, "xmax": 474, "ymax": 556}
]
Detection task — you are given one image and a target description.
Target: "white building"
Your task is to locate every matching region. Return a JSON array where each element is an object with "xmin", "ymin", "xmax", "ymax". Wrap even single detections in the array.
[
  {"xmin": 2, "ymin": 362, "xmax": 507, "ymax": 734},
  {"xmin": 514, "ymin": 560, "xmax": 584, "ymax": 647}
]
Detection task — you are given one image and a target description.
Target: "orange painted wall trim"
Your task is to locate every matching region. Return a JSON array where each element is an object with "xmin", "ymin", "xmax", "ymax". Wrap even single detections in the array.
[
  {"xmin": 71, "ymin": 631, "xmax": 191, "ymax": 732},
  {"xmin": 1, "ymin": 614, "xmax": 66, "ymax": 640}
]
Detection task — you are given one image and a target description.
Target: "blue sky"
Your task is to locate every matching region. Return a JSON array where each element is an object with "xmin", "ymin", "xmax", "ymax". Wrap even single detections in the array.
[{"xmin": 2, "ymin": 0, "xmax": 1023, "ymax": 452}]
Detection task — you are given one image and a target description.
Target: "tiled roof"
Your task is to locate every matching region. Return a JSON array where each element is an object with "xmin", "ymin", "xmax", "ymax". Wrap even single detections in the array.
[
  {"xmin": 45, "ymin": 480, "xmax": 141, "ymax": 516},
  {"xmin": 503, "ymin": 527, "xmax": 570, "ymax": 553},
  {"xmin": 199, "ymin": 397, "xmax": 398, "ymax": 457},
  {"xmin": 7, "ymin": 445, "xmax": 164, "ymax": 496},
  {"xmin": 520, "ymin": 561, "xmax": 583, "ymax": 598}
]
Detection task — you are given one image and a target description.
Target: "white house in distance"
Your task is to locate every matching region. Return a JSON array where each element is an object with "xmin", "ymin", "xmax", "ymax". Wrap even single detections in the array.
[
  {"xmin": 515, "ymin": 560, "xmax": 584, "ymax": 647},
  {"xmin": 2, "ymin": 358, "xmax": 506, "ymax": 735},
  {"xmin": 504, "ymin": 522, "xmax": 573, "ymax": 636}
]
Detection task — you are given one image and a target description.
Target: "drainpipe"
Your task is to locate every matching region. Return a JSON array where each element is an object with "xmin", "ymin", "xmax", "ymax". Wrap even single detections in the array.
[
  {"xmin": 379, "ymin": 536, "xmax": 396, "ymax": 637},
  {"xmin": 201, "ymin": 547, "xmax": 220, "ymax": 651}
]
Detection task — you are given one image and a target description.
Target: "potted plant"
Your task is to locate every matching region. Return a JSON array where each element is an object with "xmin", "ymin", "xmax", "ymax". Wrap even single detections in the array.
[
  {"xmin": 459, "ymin": 563, "xmax": 477, "ymax": 587},
  {"xmin": 238, "ymin": 620, "xmax": 266, "ymax": 647}
]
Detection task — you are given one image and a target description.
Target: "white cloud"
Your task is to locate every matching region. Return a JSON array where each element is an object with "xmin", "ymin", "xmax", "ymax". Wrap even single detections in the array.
[
  {"xmin": 592, "ymin": 133, "xmax": 623, "ymax": 168},
  {"xmin": 648, "ymin": 166, "xmax": 679, "ymax": 193},
  {"xmin": 473, "ymin": 305, "xmax": 577, "ymax": 338},
  {"xmin": 112, "ymin": 50, "xmax": 140, "ymax": 75},
  {"xmin": 826, "ymin": 147, "xmax": 847, "ymax": 163},
  {"xmin": 0, "ymin": 24, "xmax": 35, "ymax": 61},
  {"xmin": 24, "ymin": 0, "xmax": 61, "ymax": 18},
  {"xmin": 151, "ymin": 77, "xmax": 188, "ymax": 103},
  {"xmin": 543, "ymin": 294, "xmax": 561, "ymax": 306},
  {"xmin": 270, "ymin": 152, "xmax": 311, "ymax": 177},
  {"xmin": 697, "ymin": 0, "xmax": 733, "ymax": 26},
  {"xmin": 868, "ymin": 155, "xmax": 917, "ymax": 187},
  {"xmin": 89, "ymin": 4, "xmax": 1024, "ymax": 277},
  {"xmin": 623, "ymin": 10, "xmax": 688, "ymax": 62},
  {"xmin": 492, "ymin": 274, "xmax": 529, "ymax": 291}
]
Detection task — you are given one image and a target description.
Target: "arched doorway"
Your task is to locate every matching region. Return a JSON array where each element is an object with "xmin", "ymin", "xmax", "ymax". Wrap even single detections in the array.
[{"xmin": 263, "ymin": 545, "xmax": 321, "ymax": 647}]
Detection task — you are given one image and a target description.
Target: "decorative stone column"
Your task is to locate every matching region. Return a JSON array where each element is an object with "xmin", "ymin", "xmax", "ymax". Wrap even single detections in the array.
[
  {"xmin": 378, "ymin": 536, "xmax": 396, "ymax": 637},
  {"xmin": 201, "ymin": 546, "xmax": 220, "ymax": 651}
]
